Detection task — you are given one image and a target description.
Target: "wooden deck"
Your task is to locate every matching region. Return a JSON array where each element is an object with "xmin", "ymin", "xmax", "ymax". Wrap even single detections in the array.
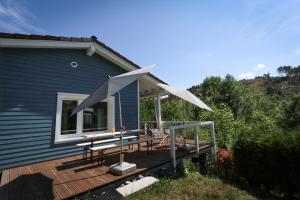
[{"xmin": 0, "ymin": 143, "xmax": 210, "ymax": 200}]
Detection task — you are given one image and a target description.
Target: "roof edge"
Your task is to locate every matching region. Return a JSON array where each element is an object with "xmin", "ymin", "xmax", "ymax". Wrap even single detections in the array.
[{"xmin": 0, "ymin": 32, "xmax": 167, "ymax": 84}]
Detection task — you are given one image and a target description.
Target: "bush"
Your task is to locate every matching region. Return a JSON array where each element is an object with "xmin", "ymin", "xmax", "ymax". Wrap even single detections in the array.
[
  {"xmin": 248, "ymin": 110, "xmax": 280, "ymax": 134},
  {"xmin": 217, "ymin": 149, "xmax": 234, "ymax": 179},
  {"xmin": 199, "ymin": 104, "xmax": 245, "ymax": 149},
  {"xmin": 233, "ymin": 131, "xmax": 300, "ymax": 198}
]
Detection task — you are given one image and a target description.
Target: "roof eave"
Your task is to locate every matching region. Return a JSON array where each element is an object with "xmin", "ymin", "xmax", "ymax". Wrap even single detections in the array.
[{"xmin": 0, "ymin": 32, "xmax": 167, "ymax": 85}]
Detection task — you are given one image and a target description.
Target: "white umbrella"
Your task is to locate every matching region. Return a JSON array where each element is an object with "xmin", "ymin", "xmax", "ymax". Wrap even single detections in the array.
[
  {"xmin": 72, "ymin": 65, "xmax": 154, "ymax": 165},
  {"xmin": 71, "ymin": 65, "xmax": 155, "ymax": 116},
  {"xmin": 157, "ymin": 83, "xmax": 212, "ymax": 111}
]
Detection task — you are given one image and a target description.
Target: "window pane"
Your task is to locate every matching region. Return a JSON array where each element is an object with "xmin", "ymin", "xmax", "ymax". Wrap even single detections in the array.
[
  {"xmin": 61, "ymin": 100, "xmax": 77, "ymax": 135},
  {"xmin": 83, "ymin": 102, "xmax": 107, "ymax": 132}
]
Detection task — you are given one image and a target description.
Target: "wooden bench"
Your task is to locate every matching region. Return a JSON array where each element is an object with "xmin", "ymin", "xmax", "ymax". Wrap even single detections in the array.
[
  {"xmin": 76, "ymin": 135, "xmax": 137, "ymax": 160},
  {"xmin": 91, "ymin": 138, "xmax": 154, "ymax": 165}
]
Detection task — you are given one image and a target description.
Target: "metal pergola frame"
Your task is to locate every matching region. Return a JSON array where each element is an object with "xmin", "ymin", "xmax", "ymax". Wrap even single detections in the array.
[{"xmin": 169, "ymin": 121, "xmax": 216, "ymax": 173}]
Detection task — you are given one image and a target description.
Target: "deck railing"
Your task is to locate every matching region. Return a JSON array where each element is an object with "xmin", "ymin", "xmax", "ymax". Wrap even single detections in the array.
[
  {"xmin": 169, "ymin": 121, "xmax": 216, "ymax": 172},
  {"xmin": 140, "ymin": 120, "xmax": 202, "ymax": 131},
  {"xmin": 141, "ymin": 120, "xmax": 217, "ymax": 173},
  {"xmin": 140, "ymin": 120, "xmax": 213, "ymax": 140}
]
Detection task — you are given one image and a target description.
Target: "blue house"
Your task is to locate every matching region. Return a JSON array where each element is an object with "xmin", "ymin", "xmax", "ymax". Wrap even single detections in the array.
[{"xmin": 0, "ymin": 33, "xmax": 165, "ymax": 171}]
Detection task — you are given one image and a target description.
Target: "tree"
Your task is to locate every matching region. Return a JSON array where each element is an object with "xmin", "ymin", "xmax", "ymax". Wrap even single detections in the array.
[
  {"xmin": 197, "ymin": 76, "xmax": 223, "ymax": 105},
  {"xmin": 283, "ymin": 66, "xmax": 292, "ymax": 77},
  {"xmin": 277, "ymin": 66, "xmax": 284, "ymax": 76},
  {"xmin": 277, "ymin": 66, "xmax": 292, "ymax": 77},
  {"xmin": 140, "ymin": 97, "xmax": 156, "ymax": 122},
  {"xmin": 290, "ymin": 65, "xmax": 300, "ymax": 78},
  {"xmin": 199, "ymin": 104, "xmax": 245, "ymax": 149},
  {"xmin": 283, "ymin": 95, "xmax": 300, "ymax": 128},
  {"xmin": 221, "ymin": 75, "xmax": 245, "ymax": 119}
]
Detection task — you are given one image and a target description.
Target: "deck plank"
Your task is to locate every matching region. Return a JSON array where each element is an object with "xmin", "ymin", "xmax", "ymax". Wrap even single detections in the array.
[{"xmin": 0, "ymin": 143, "xmax": 210, "ymax": 200}]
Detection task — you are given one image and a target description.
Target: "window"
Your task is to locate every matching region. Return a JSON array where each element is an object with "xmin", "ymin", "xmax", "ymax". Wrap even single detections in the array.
[
  {"xmin": 61, "ymin": 100, "xmax": 77, "ymax": 135},
  {"xmin": 55, "ymin": 93, "xmax": 114, "ymax": 143},
  {"xmin": 83, "ymin": 102, "xmax": 107, "ymax": 132}
]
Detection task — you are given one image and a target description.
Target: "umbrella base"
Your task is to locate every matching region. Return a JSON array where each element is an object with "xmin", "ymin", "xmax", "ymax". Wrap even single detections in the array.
[{"xmin": 109, "ymin": 162, "xmax": 136, "ymax": 176}]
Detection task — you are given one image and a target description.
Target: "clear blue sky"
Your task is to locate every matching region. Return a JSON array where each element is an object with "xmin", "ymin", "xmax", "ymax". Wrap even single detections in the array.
[{"xmin": 1, "ymin": 0, "xmax": 300, "ymax": 88}]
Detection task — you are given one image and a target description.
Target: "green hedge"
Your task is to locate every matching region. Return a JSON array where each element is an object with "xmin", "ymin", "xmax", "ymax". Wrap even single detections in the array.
[{"xmin": 233, "ymin": 131, "xmax": 300, "ymax": 198}]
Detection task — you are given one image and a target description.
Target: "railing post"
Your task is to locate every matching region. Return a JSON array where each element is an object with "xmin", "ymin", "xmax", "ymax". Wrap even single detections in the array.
[
  {"xmin": 170, "ymin": 127, "xmax": 176, "ymax": 173},
  {"xmin": 155, "ymin": 95, "xmax": 162, "ymax": 130},
  {"xmin": 144, "ymin": 122, "xmax": 147, "ymax": 132},
  {"xmin": 211, "ymin": 122, "xmax": 217, "ymax": 161},
  {"xmin": 194, "ymin": 126, "xmax": 199, "ymax": 154}
]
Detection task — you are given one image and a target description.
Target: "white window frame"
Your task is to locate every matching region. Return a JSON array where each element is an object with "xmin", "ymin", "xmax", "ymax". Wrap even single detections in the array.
[{"xmin": 55, "ymin": 92, "xmax": 115, "ymax": 143}]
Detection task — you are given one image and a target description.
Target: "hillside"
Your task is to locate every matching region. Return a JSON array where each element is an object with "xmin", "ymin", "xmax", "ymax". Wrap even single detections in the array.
[
  {"xmin": 187, "ymin": 75, "xmax": 300, "ymax": 98},
  {"xmin": 240, "ymin": 76, "xmax": 300, "ymax": 94}
]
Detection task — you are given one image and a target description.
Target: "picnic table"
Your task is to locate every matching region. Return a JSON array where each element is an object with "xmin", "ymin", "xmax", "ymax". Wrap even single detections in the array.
[
  {"xmin": 91, "ymin": 136, "xmax": 155, "ymax": 165},
  {"xmin": 80, "ymin": 129, "xmax": 141, "ymax": 161}
]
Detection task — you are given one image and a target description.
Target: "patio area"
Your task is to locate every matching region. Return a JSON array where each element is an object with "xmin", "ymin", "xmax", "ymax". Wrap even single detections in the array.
[{"xmin": 0, "ymin": 142, "xmax": 211, "ymax": 200}]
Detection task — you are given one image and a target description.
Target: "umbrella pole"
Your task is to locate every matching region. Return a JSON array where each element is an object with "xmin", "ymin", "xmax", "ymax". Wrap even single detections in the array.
[
  {"xmin": 182, "ymin": 99, "xmax": 187, "ymax": 145},
  {"xmin": 118, "ymin": 92, "xmax": 124, "ymax": 164}
]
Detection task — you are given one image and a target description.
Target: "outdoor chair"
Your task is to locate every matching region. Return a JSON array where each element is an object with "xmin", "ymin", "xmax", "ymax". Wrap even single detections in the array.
[{"xmin": 149, "ymin": 128, "xmax": 170, "ymax": 147}]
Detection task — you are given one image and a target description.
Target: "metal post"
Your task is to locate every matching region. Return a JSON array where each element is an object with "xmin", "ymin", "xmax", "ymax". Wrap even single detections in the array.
[
  {"xmin": 155, "ymin": 95, "xmax": 162, "ymax": 130},
  {"xmin": 211, "ymin": 122, "xmax": 217, "ymax": 162},
  {"xmin": 170, "ymin": 128, "xmax": 176, "ymax": 173},
  {"xmin": 181, "ymin": 99, "xmax": 187, "ymax": 138},
  {"xmin": 118, "ymin": 92, "xmax": 124, "ymax": 164},
  {"xmin": 194, "ymin": 126, "xmax": 199, "ymax": 154}
]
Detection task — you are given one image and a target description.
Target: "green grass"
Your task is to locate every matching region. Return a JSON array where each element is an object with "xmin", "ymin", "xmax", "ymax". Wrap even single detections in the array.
[{"xmin": 126, "ymin": 173, "xmax": 256, "ymax": 200}]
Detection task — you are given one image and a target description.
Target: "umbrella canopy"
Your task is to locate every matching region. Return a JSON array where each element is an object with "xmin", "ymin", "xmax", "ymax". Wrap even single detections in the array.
[
  {"xmin": 157, "ymin": 83, "xmax": 212, "ymax": 112},
  {"xmin": 71, "ymin": 65, "xmax": 155, "ymax": 116}
]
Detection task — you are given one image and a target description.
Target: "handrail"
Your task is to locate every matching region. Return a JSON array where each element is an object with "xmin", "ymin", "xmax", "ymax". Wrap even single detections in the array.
[{"xmin": 169, "ymin": 121, "xmax": 214, "ymax": 130}]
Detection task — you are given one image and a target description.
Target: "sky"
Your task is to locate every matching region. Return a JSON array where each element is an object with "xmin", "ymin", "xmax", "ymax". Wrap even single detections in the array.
[{"xmin": 1, "ymin": 0, "xmax": 300, "ymax": 88}]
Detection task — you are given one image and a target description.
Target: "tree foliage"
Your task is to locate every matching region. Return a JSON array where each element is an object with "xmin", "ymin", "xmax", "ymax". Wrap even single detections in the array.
[
  {"xmin": 283, "ymin": 94, "xmax": 300, "ymax": 128},
  {"xmin": 199, "ymin": 104, "xmax": 243, "ymax": 149},
  {"xmin": 277, "ymin": 65, "xmax": 300, "ymax": 78},
  {"xmin": 233, "ymin": 130, "xmax": 300, "ymax": 198},
  {"xmin": 141, "ymin": 72, "xmax": 299, "ymax": 150},
  {"xmin": 140, "ymin": 69, "xmax": 300, "ymax": 199}
]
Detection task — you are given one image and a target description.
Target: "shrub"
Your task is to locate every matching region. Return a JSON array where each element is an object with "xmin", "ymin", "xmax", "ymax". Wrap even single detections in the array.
[
  {"xmin": 217, "ymin": 149, "xmax": 234, "ymax": 179},
  {"xmin": 248, "ymin": 110, "xmax": 279, "ymax": 134},
  {"xmin": 233, "ymin": 131, "xmax": 300, "ymax": 198},
  {"xmin": 199, "ymin": 104, "xmax": 245, "ymax": 149}
]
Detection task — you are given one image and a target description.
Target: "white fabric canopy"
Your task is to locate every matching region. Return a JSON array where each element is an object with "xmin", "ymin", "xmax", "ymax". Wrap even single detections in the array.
[
  {"xmin": 71, "ymin": 65, "xmax": 154, "ymax": 115},
  {"xmin": 157, "ymin": 83, "xmax": 212, "ymax": 111}
]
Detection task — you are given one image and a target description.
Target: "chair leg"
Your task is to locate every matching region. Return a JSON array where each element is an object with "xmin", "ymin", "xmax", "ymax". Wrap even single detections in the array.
[
  {"xmin": 83, "ymin": 147, "xmax": 88, "ymax": 160},
  {"xmin": 97, "ymin": 151, "xmax": 100, "ymax": 166},
  {"xmin": 85, "ymin": 147, "xmax": 88, "ymax": 159},
  {"xmin": 101, "ymin": 150, "xmax": 104, "ymax": 166},
  {"xmin": 147, "ymin": 141, "xmax": 149, "ymax": 154},
  {"xmin": 151, "ymin": 140, "xmax": 153, "ymax": 152},
  {"xmin": 83, "ymin": 147, "xmax": 85, "ymax": 159}
]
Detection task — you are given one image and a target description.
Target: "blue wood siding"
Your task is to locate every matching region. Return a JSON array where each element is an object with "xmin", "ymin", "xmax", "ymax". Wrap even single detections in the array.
[{"xmin": 0, "ymin": 48, "xmax": 138, "ymax": 171}]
